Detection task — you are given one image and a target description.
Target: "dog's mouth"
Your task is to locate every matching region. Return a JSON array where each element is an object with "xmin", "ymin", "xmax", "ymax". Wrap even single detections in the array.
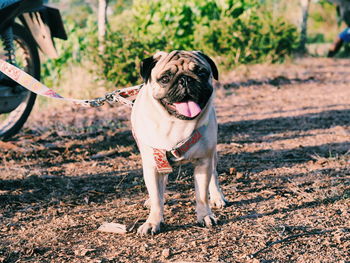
[
  {"xmin": 161, "ymin": 99, "xmax": 204, "ymax": 120},
  {"xmin": 158, "ymin": 72, "xmax": 213, "ymax": 120}
]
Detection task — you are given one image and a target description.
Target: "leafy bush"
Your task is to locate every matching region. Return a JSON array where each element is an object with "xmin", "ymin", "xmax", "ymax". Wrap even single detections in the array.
[
  {"xmin": 43, "ymin": 0, "xmax": 299, "ymax": 88},
  {"xmin": 95, "ymin": 31, "xmax": 166, "ymax": 87},
  {"xmin": 93, "ymin": 0, "xmax": 299, "ymax": 87},
  {"xmin": 41, "ymin": 17, "xmax": 98, "ymax": 87}
]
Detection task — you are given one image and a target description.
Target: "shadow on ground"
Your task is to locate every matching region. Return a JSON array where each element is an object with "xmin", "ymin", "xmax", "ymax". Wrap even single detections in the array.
[{"xmin": 219, "ymin": 108, "xmax": 350, "ymax": 144}]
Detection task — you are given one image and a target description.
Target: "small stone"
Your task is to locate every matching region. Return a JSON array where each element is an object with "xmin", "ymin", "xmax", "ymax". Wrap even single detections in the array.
[
  {"xmin": 97, "ymin": 222, "xmax": 127, "ymax": 234},
  {"xmin": 74, "ymin": 247, "xmax": 95, "ymax": 256},
  {"xmin": 236, "ymin": 172, "xmax": 244, "ymax": 179},
  {"xmin": 161, "ymin": 248, "xmax": 171, "ymax": 258},
  {"xmin": 229, "ymin": 167, "xmax": 236, "ymax": 175}
]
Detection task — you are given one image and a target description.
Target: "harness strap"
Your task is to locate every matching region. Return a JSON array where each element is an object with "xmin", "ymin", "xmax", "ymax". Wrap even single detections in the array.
[
  {"xmin": 153, "ymin": 124, "xmax": 207, "ymax": 174},
  {"xmin": 153, "ymin": 148, "xmax": 173, "ymax": 174}
]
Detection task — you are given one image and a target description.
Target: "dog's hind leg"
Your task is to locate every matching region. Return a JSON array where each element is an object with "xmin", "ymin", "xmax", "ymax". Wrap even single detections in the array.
[{"xmin": 209, "ymin": 152, "xmax": 227, "ymax": 208}]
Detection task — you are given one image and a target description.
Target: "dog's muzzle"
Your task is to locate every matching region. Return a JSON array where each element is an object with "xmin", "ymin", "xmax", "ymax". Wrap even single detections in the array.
[{"xmin": 160, "ymin": 76, "xmax": 212, "ymax": 120}]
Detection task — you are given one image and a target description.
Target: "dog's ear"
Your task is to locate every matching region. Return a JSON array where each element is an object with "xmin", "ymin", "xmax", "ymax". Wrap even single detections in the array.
[
  {"xmin": 195, "ymin": 51, "xmax": 219, "ymax": 81},
  {"xmin": 140, "ymin": 56, "xmax": 157, "ymax": 83},
  {"xmin": 140, "ymin": 52, "xmax": 166, "ymax": 83}
]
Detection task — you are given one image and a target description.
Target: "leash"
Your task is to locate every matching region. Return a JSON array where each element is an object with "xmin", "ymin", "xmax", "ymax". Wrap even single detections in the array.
[
  {"xmin": 0, "ymin": 59, "xmax": 207, "ymax": 174},
  {"xmin": 0, "ymin": 59, "xmax": 142, "ymax": 108}
]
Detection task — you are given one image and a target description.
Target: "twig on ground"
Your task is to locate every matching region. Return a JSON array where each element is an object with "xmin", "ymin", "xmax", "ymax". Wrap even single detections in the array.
[
  {"xmin": 115, "ymin": 174, "xmax": 127, "ymax": 188},
  {"xmin": 249, "ymin": 229, "xmax": 334, "ymax": 258},
  {"xmin": 233, "ymin": 158, "xmax": 310, "ymax": 164},
  {"xmin": 90, "ymin": 148, "xmax": 119, "ymax": 159},
  {"xmin": 127, "ymin": 217, "xmax": 141, "ymax": 232},
  {"xmin": 175, "ymin": 165, "xmax": 182, "ymax": 182},
  {"xmin": 286, "ymin": 178, "xmax": 315, "ymax": 202}
]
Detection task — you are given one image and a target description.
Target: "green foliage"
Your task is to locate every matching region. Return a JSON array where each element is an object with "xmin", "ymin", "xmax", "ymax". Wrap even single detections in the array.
[
  {"xmin": 308, "ymin": 1, "xmax": 337, "ymax": 43},
  {"xmin": 42, "ymin": 18, "xmax": 98, "ymax": 86},
  {"xmin": 43, "ymin": 0, "xmax": 299, "ymax": 88},
  {"xmin": 95, "ymin": 31, "xmax": 166, "ymax": 87},
  {"xmin": 96, "ymin": 0, "xmax": 298, "ymax": 86},
  {"xmin": 131, "ymin": 0, "xmax": 261, "ymax": 51},
  {"xmin": 194, "ymin": 10, "xmax": 298, "ymax": 67}
]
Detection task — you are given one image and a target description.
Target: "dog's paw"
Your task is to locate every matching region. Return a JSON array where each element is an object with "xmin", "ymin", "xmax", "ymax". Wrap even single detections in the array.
[
  {"xmin": 137, "ymin": 221, "xmax": 161, "ymax": 236},
  {"xmin": 198, "ymin": 214, "xmax": 218, "ymax": 228},
  {"xmin": 210, "ymin": 196, "xmax": 227, "ymax": 208}
]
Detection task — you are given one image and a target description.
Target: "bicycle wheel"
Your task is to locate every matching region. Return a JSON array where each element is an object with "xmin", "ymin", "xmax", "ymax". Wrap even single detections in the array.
[{"xmin": 0, "ymin": 23, "xmax": 40, "ymax": 139}]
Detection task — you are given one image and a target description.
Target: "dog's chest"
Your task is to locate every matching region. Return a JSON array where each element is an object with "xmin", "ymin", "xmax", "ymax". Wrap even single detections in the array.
[{"xmin": 143, "ymin": 123, "xmax": 209, "ymax": 173}]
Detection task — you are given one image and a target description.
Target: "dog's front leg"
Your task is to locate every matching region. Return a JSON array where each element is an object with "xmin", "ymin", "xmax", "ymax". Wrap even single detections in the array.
[
  {"xmin": 194, "ymin": 157, "xmax": 217, "ymax": 227},
  {"xmin": 144, "ymin": 174, "xmax": 168, "ymax": 208},
  {"xmin": 138, "ymin": 165, "xmax": 165, "ymax": 236}
]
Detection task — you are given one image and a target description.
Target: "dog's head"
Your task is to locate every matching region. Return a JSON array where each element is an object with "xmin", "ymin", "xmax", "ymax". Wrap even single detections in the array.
[{"xmin": 140, "ymin": 50, "xmax": 219, "ymax": 120}]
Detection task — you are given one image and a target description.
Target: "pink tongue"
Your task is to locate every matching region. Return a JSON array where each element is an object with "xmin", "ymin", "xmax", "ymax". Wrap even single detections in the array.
[{"xmin": 174, "ymin": 101, "xmax": 201, "ymax": 118}]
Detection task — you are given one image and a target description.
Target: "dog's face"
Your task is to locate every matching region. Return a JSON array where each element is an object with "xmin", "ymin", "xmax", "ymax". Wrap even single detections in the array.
[{"xmin": 140, "ymin": 51, "xmax": 219, "ymax": 120}]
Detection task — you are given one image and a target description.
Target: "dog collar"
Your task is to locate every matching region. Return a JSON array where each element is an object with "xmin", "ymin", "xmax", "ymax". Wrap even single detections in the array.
[{"xmin": 153, "ymin": 124, "xmax": 207, "ymax": 174}]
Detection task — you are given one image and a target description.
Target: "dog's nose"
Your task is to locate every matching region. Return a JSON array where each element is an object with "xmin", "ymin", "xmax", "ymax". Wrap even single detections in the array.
[{"xmin": 178, "ymin": 76, "xmax": 193, "ymax": 87}]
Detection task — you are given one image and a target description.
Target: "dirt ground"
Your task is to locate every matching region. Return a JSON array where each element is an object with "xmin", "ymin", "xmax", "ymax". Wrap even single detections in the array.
[{"xmin": 0, "ymin": 57, "xmax": 349, "ymax": 263}]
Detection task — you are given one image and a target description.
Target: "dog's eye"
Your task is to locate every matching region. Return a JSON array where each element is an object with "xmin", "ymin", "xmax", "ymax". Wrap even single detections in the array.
[{"xmin": 159, "ymin": 75, "xmax": 171, "ymax": 84}]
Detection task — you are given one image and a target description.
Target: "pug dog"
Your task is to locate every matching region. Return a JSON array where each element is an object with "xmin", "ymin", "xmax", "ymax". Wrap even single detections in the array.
[{"xmin": 131, "ymin": 50, "xmax": 227, "ymax": 235}]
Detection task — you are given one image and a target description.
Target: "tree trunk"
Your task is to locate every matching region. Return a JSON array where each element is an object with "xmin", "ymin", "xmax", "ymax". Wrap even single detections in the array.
[
  {"xmin": 299, "ymin": 0, "xmax": 311, "ymax": 53},
  {"xmin": 98, "ymin": 0, "xmax": 108, "ymax": 54}
]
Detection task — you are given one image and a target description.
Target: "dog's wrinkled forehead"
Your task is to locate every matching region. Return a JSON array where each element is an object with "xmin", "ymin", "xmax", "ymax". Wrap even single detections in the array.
[
  {"xmin": 154, "ymin": 51, "xmax": 209, "ymax": 75},
  {"xmin": 140, "ymin": 50, "xmax": 219, "ymax": 83}
]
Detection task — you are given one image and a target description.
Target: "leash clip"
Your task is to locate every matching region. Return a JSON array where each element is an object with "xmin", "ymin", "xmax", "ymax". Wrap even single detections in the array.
[
  {"xmin": 105, "ymin": 92, "xmax": 119, "ymax": 104},
  {"xmin": 89, "ymin": 97, "xmax": 106, "ymax": 107},
  {"xmin": 89, "ymin": 85, "xmax": 142, "ymax": 108}
]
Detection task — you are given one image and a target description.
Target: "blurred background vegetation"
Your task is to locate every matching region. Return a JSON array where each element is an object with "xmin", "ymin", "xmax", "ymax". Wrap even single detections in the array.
[{"xmin": 41, "ymin": 0, "xmax": 342, "ymax": 94}]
